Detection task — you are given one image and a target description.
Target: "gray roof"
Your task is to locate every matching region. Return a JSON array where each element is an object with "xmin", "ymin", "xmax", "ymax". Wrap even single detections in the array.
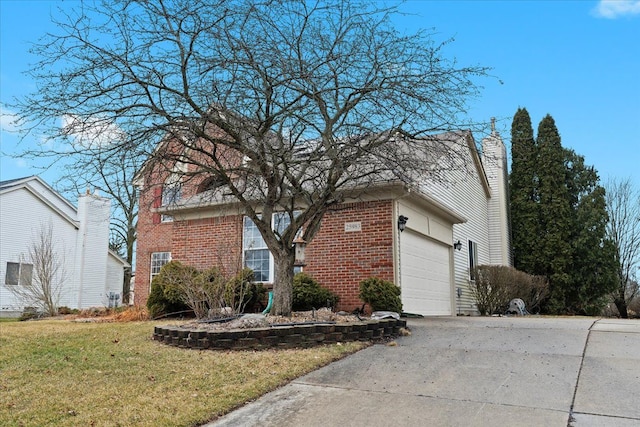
[{"xmin": 0, "ymin": 176, "xmax": 36, "ymax": 190}]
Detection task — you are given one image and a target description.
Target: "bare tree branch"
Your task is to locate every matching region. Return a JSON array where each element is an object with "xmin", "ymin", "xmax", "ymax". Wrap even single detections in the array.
[
  {"xmin": 606, "ymin": 177, "xmax": 640, "ymax": 317},
  {"xmin": 12, "ymin": 0, "xmax": 493, "ymax": 315},
  {"xmin": 7, "ymin": 222, "xmax": 68, "ymax": 316}
]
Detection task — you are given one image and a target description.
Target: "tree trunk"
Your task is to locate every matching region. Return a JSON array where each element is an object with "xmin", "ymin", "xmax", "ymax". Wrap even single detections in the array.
[
  {"xmin": 271, "ymin": 250, "xmax": 295, "ymax": 316},
  {"xmin": 614, "ymin": 297, "xmax": 629, "ymax": 319}
]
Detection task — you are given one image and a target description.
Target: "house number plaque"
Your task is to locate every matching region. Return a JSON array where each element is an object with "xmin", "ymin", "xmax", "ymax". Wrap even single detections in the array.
[{"xmin": 344, "ymin": 221, "xmax": 362, "ymax": 232}]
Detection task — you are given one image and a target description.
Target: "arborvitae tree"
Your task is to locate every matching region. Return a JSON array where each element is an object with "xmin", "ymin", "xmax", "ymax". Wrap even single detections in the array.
[
  {"xmin": 509, "ymin": 108, "xmax": 540, "ymax": 273},
  {"xmin": 509, "ymin": 110, "xmax": 617, "ymax": 314},
  {"xmin": 564, "ymin": 150, "xmax": 617, "ymax": 314},
  {"xmin": 536, "ymin": 115, "xmax": 573, "ymax": 311}
]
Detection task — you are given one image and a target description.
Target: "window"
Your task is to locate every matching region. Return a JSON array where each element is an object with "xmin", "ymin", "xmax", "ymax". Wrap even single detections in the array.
[
  {"xmin": 150, "ymin": 252, "xmax": 171, "ymax": 286},
  {"xmin": 468, "ymin": 240, "xmax": 478, "ymax": 280},
  {"xmin": 242, "ymin": 212, "xmax": 301, "ymax": 283},
  {"xmin": 243, "ymin": 217, "xmax": 270, "ymax": 282},
  {"xmin": 161, "ymin": 183, "xmax": 181, "ymax": 222},
  {"xmin": 5, "ymin": 262, "xmax": 33, "ymax": 286},
  {"xmin": 162, "ymin": 185, "xmax": 181, "ymax": 206}
]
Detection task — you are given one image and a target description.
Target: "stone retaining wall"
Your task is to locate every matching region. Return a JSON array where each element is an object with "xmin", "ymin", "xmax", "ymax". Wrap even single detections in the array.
[{"xmin": 153, "ymin": 318, "xmax": 407, "ymax": 350}]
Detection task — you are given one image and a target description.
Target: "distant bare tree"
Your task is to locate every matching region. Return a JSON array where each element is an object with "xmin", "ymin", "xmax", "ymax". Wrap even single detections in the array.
[
  {"xmin": 8, "ymin": 223, "xmax": 68, "ymax": 316},
  {"xmin": 13, "ymin": 0, "xmax": 491, "ymax": 315},
  {"xmin": 605, "ymin": 178, "xmax": 640, "ymax": 318}
]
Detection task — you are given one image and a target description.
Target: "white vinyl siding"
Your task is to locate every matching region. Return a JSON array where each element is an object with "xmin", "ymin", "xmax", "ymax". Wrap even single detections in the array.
[
  {"xmin": 418, "ymin": 134, "xmax": 492, "ymax": 314},
  {"xmin": 0, "ymin": 186, "xmax": 80, "ymax": 312},
  {"xmin": 1, "ymin": 178, "xmax": 127, "ymax": 313},
  {"xmin": 482, "ymin": 133, "xmax": 513, "ymax": 266}
]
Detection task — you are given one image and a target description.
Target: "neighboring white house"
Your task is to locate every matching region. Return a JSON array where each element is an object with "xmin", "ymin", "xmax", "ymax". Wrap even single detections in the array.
[{"xmin": 0, "ymin": 176, "xmax": 129, "ymax": 317}]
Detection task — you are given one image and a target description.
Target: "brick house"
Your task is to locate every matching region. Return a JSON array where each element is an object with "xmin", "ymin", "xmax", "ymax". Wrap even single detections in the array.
[{"xmin": 134, "ymin": 125, "xmax": 511, "ymax": 316}]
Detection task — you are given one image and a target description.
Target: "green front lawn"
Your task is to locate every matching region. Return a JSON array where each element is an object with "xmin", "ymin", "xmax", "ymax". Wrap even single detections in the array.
[{"xmin": 0, "ymin": 319, "xmax": 365, "ymax": 426}]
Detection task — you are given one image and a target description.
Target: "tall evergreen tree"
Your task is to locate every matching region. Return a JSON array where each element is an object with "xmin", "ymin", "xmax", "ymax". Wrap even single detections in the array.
[
  {"xmin": 536, "ymin": 115, "xmax": 573, "ymax": 311},
  {"xmin": 509, "ymin": 108, "xmax": 540, "ymax": 273},
  {"xmin": 564, "ymin": 150, "xmax": 617, "ymax": 314},
  {"xmin": 509, "ymin": 110, "xmax": 617, "ymax": 314}
]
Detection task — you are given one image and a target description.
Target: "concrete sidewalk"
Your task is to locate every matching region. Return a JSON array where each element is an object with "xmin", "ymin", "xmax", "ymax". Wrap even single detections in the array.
[{"xmin": 208, "ymin": 317, "xmax": 640, "ymax": 427}]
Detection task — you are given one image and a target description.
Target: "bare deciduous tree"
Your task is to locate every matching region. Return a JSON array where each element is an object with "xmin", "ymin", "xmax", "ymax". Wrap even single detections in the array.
[
  {"xmin": 13, "ymin": 0, "xmax": 491, "ymax": 315},
  {"xmin": 605, "ymin": 177, "xmax": 640, "ymax": 318},
  {"xmin": 14, "ymin": 127, "xmax": 139, "ymax": 304},
  {"xmin": 8, "ymin": 223, "xmax": 68, "ymax": 316}
]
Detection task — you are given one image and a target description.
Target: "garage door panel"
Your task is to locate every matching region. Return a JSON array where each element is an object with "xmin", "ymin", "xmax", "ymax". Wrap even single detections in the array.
[{"xmin": 400, "ymin": 230, "xmax": 452, "ymax": 316}]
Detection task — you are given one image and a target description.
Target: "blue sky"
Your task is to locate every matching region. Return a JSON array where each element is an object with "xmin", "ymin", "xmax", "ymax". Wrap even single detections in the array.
[{"xmin": 1, "ymin": 0, "xmax": 639, "ymax": 191}]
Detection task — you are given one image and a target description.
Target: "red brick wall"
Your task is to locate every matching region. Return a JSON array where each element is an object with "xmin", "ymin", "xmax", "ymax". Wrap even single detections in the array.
[
  {"xmin": 135, "ymin": 196, "xmax": 395, "ymax": 312},
  {"xmin": 304, "ymin": 200, "xmax": 395, "ymax": 311},
  {"xmin": 133, "ymin": 131, "xmax": 244, "ymax": 306},
  {"xmin": 171, "ymin": 216, "xmax": 243, "ymax": 275},
  {"xmin": 133, "ymin": 185, "xmax": 174, "ymax": 306}
]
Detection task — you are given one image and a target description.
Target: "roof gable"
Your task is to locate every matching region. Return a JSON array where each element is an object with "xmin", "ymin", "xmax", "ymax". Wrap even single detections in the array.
[{"xmin": 0, "ymin": 176, "xmax": 79, "ymax": 228}]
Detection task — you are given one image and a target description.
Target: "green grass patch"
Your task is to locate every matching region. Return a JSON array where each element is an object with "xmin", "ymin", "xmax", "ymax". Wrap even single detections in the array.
[{"xmin": 0, "ymin": 319, "xmax": 367, "ymax": 426}]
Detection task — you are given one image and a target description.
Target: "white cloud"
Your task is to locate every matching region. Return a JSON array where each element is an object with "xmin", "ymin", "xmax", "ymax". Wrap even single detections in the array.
[
  {"xmin": 0, "ymin": 106, "xmax": 20, "ymax": 133},
  {"xmin": 61, "ymin": 114, "xmax": 124, "ymax": 149},
  {"xmin": 592, "ymin": 0, "xmax": 640, "ymax": 19}
]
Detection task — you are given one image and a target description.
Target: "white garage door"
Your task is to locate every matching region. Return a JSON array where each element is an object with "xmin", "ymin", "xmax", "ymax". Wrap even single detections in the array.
[{"xmin": 400, "ymin": 230, "xmax": 452, "ymax": 316}]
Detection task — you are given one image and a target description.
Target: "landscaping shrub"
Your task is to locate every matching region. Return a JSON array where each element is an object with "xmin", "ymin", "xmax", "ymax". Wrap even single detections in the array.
[
  {"xmin": 19, "ymin": 307, "xmax": 40, "ymax": 321},
  {"xmin": 469, "ymin": 266, "xmax": 511, "ymax": 316},
  {"xmin": 186, "ymin": 266, "xmax": 228, "ymax": 318},
  {"xmin": 147, "ymin": 262, "xmax": 263, "ymax": 319},
  {"xmin": 292, "ymin": 272, "xmax": 339, "ymax": 311},
  {"xmin": 359, "ymin": 277, "xmax": 402, "ymax": 313},
  {"xmin": 146, "ymin": 261, "xmax": 191, "ymax": 318},
  {"xmin": 57, "ymin": 306, "xmax": 79, "ymax": 315},
  {"xmin": 224, "ymin": 268, "xmax": 266, "ymax": 313},
  {"xmin": 469, "ymin": 265, "xmax": 549, "ymax": 315}
]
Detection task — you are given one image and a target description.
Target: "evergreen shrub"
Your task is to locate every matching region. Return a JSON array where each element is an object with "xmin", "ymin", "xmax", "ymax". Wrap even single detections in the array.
[
  {"xmin": 359, "ymin": 277, "xmax": 402, "ymax": 313},
  {"xmin": 146, "ymin": 261, "xmax": 191, "ymax": 318},
  {"xmin": 292, "ymin": 272, "xmax": 339, "ymax": 311}
]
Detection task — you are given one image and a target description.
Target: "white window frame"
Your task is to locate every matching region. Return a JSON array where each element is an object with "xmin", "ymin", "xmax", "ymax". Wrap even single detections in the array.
[
  {"xmin": 5, "ymin": 262, "xmax": 33, "ymax": 286},
  {"xmin": 242, "ymin": 212, "xmax": 301, "ymax": 283},
  {"xmin": 150, "ymin": 252, "xmax": 171, "ymax": 288}
]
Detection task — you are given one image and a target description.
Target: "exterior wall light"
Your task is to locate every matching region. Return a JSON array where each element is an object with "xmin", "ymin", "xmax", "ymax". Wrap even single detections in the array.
[
  {"xmin": 398, "ymin": 215, "xmax": 409, "ymax": 232},
  {"xmin": 453, "ymin": 240, "xmax": 462, "ymax": 251}
]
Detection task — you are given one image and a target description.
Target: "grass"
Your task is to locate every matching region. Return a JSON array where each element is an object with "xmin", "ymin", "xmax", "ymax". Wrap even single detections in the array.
[{"xmin": 0, "ymin": 319, "xmax": 367, "ymax": 427}]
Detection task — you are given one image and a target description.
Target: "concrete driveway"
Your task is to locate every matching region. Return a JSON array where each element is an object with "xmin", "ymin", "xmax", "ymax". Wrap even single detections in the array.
[{"xmin": 208, "ymin": 317, "xmax": 640, "ymax": 427}]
